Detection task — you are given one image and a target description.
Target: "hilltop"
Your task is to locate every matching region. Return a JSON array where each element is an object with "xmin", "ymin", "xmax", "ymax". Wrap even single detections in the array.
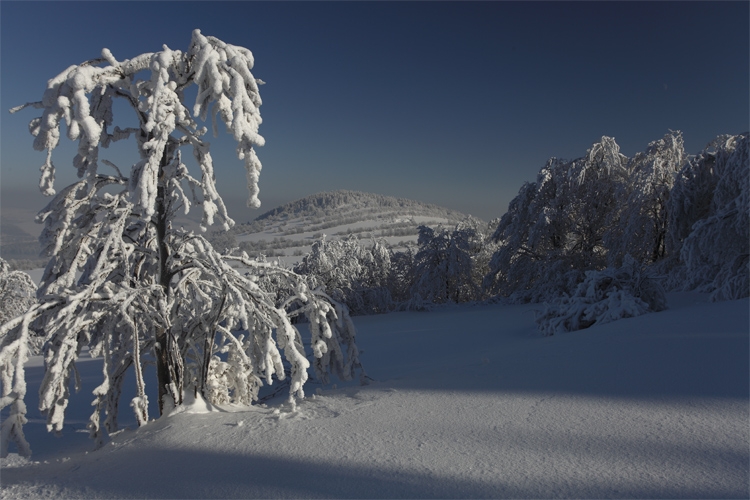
[
  {"xmin": 218, "ymin": 191, "xmax": 481, "ymax": 264},
  {"xmin": 253, "ymin": 190, "xmax": 469, "ymax": 223}
]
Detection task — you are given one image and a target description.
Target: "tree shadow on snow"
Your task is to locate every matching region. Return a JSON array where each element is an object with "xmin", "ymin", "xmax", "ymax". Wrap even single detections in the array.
[
  {"xmin": 1, "ymin": 443, "xmax": 746, "ymax": 499},
  {"xmin": 355, "ymin": 299, "xmax": 749, "ymax": 401}
]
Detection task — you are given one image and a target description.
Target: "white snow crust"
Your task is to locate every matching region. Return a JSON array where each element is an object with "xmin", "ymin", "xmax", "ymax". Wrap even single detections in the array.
[{"xmin": 1, "ymin": 292, "xmax": 747, "ymax": 498}]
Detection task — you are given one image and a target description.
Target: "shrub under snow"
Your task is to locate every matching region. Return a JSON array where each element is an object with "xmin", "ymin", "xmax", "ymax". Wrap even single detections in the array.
[
  {"xmin": 0, "ymin": 258, "xmax": 36, "ymax": 325},
  {"xmin": 0, "ymin": 258, "xmax": 41, "ymax": 354},
  {"xmin": 535, "ymin": 256, "xmax": 667, "ymax": 336}
]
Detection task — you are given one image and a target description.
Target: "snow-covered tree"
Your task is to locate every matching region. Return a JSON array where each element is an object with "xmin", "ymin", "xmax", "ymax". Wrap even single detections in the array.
[
  {"xmin": 295, "ymin": 235, "xmax": 365, "ymax": 298},
  {"xmin": 605, "ymin": 131, "xmax": 687, "ymax": 267},
  {"xmin": 408, "ymin": 225, "xmax": 449, "ymax": 307},
  {"xmin": 0, "ymin": 258, "xmax": 41, "ymax": 355},
  {"xmin": 0, "ymin": 31, "xmax": 364, "ymax": 458},
  {"xmin": 535, "ymin": 255, "xmax": 667, "ymax": 336},
  {"xmin": 294, "ymin": 235, "xmax": 393, "ymax": 315},
  {"xmin": 485, "ymin": 137, "xmax": 628, "ymax": 303},
  {"xmin": 387, "ymin": 248, "xmax": 416, "ymax": 306},
  {"xmin": 668, "ymin": 133, "xmax": 749, "ymax": 300},
  {"xmin": 409, "ymin": 218, "xmax": 487, "ymax": 308},
  {"xmin": 0, "ymin": 258, "xmax": 36, "ymax": 327}
]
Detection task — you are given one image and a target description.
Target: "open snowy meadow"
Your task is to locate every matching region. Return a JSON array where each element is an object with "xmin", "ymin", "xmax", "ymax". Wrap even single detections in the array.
[{"xmin": 1, "ymin": 291, "xmax": 747, "ymax": 499}]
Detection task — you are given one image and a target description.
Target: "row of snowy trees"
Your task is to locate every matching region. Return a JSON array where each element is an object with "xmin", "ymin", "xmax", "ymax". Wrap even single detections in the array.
[
  {"xmin": 483, "ymin": 131, "xmax": 748, "ymax": 305},
  {"xmin": 484, "ymin": 133, "xmax": 681, "ymax": 303},
  {"xmin": 0, "ymin": 32, "xmax": 364, "ymax": 458},
  {"xmin": 292, "ymin": 131, "xmax": 747, "ymax": 323},
  {"xmin": 293, "ymin": 236, "xmax": 394, "ymax": 315},
  {"xmin": 291, "ymin": 218, "xmax": 496, "ymax": 313}
]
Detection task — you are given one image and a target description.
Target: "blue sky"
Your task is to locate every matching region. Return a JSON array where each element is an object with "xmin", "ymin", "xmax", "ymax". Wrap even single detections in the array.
[{"xmin": 1, "ymin": 1, "xmax": 748, "ymax": 224}]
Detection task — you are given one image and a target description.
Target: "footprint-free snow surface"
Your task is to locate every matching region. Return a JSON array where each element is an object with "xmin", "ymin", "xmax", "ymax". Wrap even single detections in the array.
[{"xmin": 1, "ymin": 292, "xmax": 748, "ymax": 498}]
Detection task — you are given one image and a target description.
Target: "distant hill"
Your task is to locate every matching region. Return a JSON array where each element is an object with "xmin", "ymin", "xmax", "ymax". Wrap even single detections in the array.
[
  {"xmin": 0, "ymin": 221, "xmax": 45, "ymax": 268},
  {"xmin": 254, "ymin": 190, "xmax": 468, "ymax": 223},
  {"xmin": 222, "ymin": 190, "xmax": 480, "ymax": 265}
]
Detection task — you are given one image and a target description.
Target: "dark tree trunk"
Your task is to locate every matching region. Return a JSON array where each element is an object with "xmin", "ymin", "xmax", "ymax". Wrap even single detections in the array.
[
  {"xmin": 153, "ymin": 149, "xmax": 183, "ymax": 415},
  {"xmin": 198, "ymin": 293, "xmax": 224, "ymax": 400}
]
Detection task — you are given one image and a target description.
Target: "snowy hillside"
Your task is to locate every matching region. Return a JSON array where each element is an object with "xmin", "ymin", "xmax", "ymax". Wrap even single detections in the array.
[
  {"xmin": 218, "ymin": 190, "xmax": 475, "ymax": 265},
  {"xmin": 1, "ymin": 292, "xmax": 747, "ymax": 498}
]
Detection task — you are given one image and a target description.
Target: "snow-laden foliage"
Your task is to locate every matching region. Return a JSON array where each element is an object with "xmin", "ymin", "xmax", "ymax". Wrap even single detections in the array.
[
  {"xmin": 605, "ymin": 132, "xmax": 687, "ymax": 267},
  {"xmin": 668, "ymin": 133, "xmax": 749, "ymax": 300},
  {"xmin": 0, "ymin": 258, "xmax": 37, "ymax": 332},
  {"xmin": 485, "ymin": 137, "xmax": 628, "ymax": 303},
  {"xmin": 11, "ymin": 30, "xmax": 264, "ymax": 216},
  {"xmin": 535, "ymin": 255, "xmax": 667, "ymax": 336},
  {"xmin": 0, "ymin": 259, "xmax": 39, "ymax": 457},
  {"xmin": 294, "ymin": 236, "xmax": 393, "ymax": 315},
  {"xmin": 387, "ymin": 248, "xmax": 416, "ymax": 306},
  {"xmin": 409, "ymin": 218, "xmax": 489, "ymax": 308},
  {"xmin": 201, "ymin": 255, "xmax": 363, "ymax": 400},
  {"xmin": 0, "ymin": 32, "xmax": 364, "ymax": 458},
  {"xmin": 0, "ymin": 259, "xmax": 42, "ymax": 357}
]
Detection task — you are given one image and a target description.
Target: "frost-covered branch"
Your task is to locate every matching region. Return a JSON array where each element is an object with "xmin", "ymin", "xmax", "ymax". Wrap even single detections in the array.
[{"xmin": 1, "ymin": 32, "xmax": 364, "ymax": 458}]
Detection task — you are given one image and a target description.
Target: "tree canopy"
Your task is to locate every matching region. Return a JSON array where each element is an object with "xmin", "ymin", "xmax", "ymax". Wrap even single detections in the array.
[{"xmin": 1, "ymin": 31, "xmax": 364, "ymax": 458}]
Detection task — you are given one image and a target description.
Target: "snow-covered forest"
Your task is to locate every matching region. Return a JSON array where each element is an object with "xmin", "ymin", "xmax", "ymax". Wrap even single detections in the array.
[
  {"xmin": 0, "ymin": 30, "xmax": 747, "ymax": 499},
  {"xmin": 283, "ymin": 131, "xmax": 748, "ymax": 326}
]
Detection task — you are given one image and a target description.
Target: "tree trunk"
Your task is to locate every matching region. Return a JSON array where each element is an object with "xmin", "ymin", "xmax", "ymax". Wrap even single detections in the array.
[
  {"xmin": 154, "ymin": 149, "xmax": 183, "ymax": 415},
  {"xmin": 197, "ymin": 292, "xmax": 225, "ymax": 400}
]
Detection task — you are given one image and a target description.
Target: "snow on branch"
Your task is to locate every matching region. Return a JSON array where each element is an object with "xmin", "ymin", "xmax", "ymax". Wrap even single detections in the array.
[
  {"xmin": 535, "ymin": 255, "xmax": 667, "ymax": 336},
  {"xmin": 672, "ymin": 134, "xmax": 748, "ymax": 293},
  {"xmin": 13, "ymin": 29, "xmax": 265, "ymax": 228},
  {"xmin": 1, "ymin": 33, "xmax": 364, "ymax": 458}
]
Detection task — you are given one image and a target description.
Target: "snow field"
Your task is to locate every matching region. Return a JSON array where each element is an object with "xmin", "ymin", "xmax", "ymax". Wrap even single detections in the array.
[{"xmin": 1, "ymin": 292, "xmax": 747, "ymax": 498}]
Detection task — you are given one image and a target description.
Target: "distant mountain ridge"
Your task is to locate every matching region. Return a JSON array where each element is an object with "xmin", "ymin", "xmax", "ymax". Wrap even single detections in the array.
[
  {"xmin": 228, "ymin": 190, "xmax": 478, "ymax": 264},
  {"xmin": 253, "ymin": 190, "xmax": 471, "ymax": 224}
]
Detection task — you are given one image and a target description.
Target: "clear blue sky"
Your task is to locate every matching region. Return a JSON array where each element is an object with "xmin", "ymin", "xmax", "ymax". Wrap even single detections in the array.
[{"xmin": 2, "ymin": 1, "xmax": 748, "ymax": 224}]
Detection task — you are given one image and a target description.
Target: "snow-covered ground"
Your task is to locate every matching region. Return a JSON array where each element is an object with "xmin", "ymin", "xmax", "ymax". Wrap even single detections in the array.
[{"xmin": 1, "ymin": 292, "xmax": 747, "ymax": 498}]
